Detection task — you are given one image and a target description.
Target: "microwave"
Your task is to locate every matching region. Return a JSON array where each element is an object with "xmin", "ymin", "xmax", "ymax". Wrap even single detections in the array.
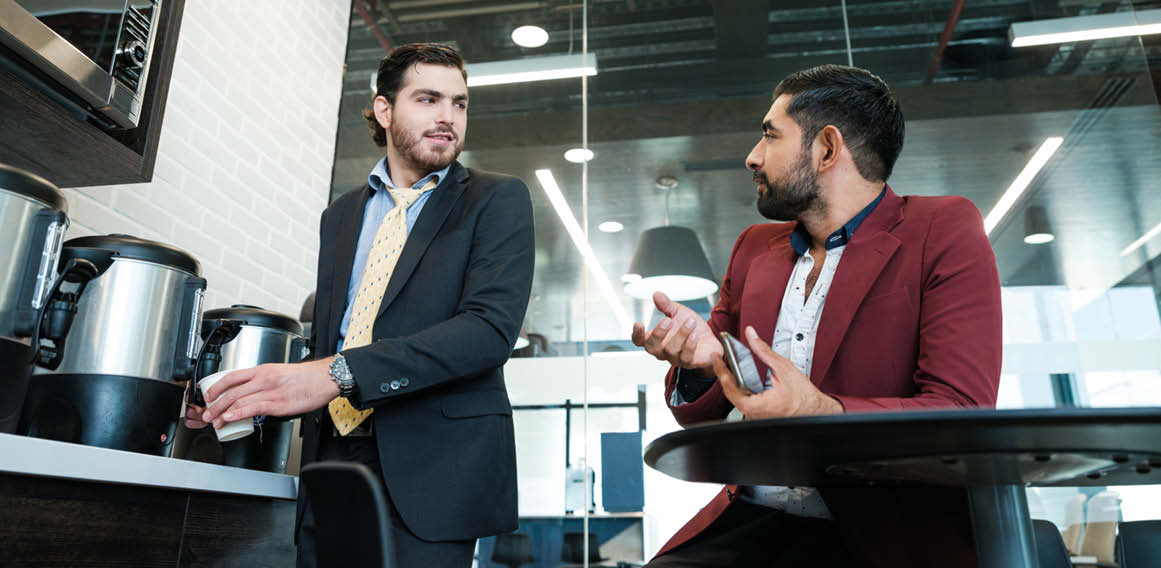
[{"xmin": 0, "ymin": 0, "xmax": 162, "ymax": 130}]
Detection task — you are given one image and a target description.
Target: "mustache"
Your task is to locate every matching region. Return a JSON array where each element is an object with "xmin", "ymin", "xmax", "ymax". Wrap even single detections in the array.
[
  {"xmin": 424, "ymin": 127, "xmax": 457, "ymax": 140},
  {"xmin": 752, "ymin": 171, "xmax": 768, "ymax": 185}
]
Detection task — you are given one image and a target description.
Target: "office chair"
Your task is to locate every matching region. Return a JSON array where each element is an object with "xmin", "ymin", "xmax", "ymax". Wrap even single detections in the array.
[
  {"xmin": 1031, "ymin": 519, "xmax": 1072, "ymax": 568},
  {"xmin": 491, "ymin": 532, "xmax": 535, "ymax": 568},
  {"xmin": 1117, "ymin": 520, "xmax": 1161, "ymax": 568},
  {"xmin": 562, "ymin": 531, "xmax": 607, "ymax": 565},
  {"xmin": 300, "ymin": 461, "xmax": 392, "ymax": 568}
]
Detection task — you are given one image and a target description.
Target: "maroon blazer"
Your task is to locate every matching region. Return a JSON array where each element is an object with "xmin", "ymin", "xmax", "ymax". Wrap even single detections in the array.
[{"xmin": 657, "ymin": 187, "xmax": 1002, "ymax": 567}]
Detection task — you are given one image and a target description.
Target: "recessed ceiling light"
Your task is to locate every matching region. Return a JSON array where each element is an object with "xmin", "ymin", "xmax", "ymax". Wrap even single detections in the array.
[
  {"xmin": 511, "ymin": 25, "xmax": 549, "ymax": 48},
  {"xmin": 1023, "ymin": 233, "xmax": 1055, "ymax": 245},
  {"xmin": 598, "ymin": 221, "xmax": 624, "ymax": 233},
  {"xmin": 564, "ymin": 148, "xmax": 595, "ymax": 163}
]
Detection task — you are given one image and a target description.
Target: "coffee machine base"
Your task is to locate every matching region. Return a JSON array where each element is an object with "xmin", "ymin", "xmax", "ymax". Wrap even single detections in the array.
[
  {"xmin": 175, "ymin": 418, "xmax": 294, "ymax": 474},
  {"xmin": 18, "ymin": 373, "xmax": 183, "ymax": 457},
  {"xmin": 0, "ymin": 338, "xmax": 34, "ymax": 434}
]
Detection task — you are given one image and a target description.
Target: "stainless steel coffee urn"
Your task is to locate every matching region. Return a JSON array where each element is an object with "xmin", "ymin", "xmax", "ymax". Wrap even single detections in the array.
[
  {"xmin": 19, "ymin": 234, "xmax": 207, "ymax": 456},
  {"xmin": 0, "ymin": 165, "xmax": 68, "ymax": 433},
  {"xmin": 176, "ymin": 305, "xmax": 307, "ymax": 473}
]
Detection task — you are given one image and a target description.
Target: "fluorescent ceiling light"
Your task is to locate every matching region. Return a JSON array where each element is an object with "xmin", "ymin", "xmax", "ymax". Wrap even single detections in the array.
[
  {"xmin": 983, "ymin": 137, "xmax": 1063, "ymax": 236},
  {"xmin": 467, "ymin": 54, "xmax": 597, "ymax": 87},
  {"xmin": 1010, "ymin": 9, "xmax": 1161, "ymax": 47},
  {"xmin": 564, "ymin": 148, "xmax": 595, "ymax": 163},
  {"xmin": 1120, "ymin": 220, "xmax": 1161, "ymax": 257},
  {"xmin": 534, "ymin": 169, "xmax": 632, "ymax": 333},
  {"xmin": 511, "ymin": 25, "xmax": 549, "ymax": 48},
  {"xmin": 598, "ymin": 221, "xmax": 623, "ymax": 233}
]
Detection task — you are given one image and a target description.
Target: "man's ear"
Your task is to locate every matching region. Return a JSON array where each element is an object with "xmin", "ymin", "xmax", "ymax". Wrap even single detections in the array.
[
  {"xmin": 816, "ymin": 125, "xmax": 844, "ymax": 172},
  {"xmin": 372, "ymin": 95, "xmax": 392, "ymax": 131}
]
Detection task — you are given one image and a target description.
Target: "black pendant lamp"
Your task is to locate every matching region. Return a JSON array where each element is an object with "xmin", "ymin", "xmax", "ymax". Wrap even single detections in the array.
[{"xmin": 623, "ymin": 176, "xmax": 718, "ymax": 301}]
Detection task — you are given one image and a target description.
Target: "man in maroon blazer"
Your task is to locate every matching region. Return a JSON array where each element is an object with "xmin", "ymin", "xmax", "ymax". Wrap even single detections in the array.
[{"xmin": 631, "ymin": 65, "xmax": 1002, "ymax": 567}]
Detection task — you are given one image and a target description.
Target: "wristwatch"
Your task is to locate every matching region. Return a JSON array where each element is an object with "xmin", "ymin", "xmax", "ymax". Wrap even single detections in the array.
[{"xmin": 329, "ymin": 353, "xmax": 357, "ymax": 398}]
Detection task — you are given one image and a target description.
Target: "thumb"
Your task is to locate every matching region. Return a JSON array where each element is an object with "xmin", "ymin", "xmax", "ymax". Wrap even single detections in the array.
[
  {"xmin": 653, "ymin": 291, "xmax": 678, "ymax": 317},
  {"xmin": 743, "ymin": 326, "xmax": 781, "ymax": 367}
]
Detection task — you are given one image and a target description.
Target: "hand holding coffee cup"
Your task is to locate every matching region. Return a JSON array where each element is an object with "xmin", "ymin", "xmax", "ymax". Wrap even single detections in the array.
[{"xmin": 197, "ymin": 370, "xmax": 254, "ymax": 442}]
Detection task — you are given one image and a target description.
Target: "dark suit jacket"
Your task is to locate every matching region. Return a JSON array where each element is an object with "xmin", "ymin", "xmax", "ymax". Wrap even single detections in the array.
[
  {"xmin": 657, "ymin": 187, "xmax": 1002, "ymax": 567},
  {"xmin": 299, "ymin": 161, "xmax": 534, "ymax": 542}
]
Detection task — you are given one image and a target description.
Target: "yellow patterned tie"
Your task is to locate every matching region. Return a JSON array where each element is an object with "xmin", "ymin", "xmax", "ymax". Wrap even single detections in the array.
[{"xmin": 328, "ymin": 177, "xmax": 438, "ymax": 435}]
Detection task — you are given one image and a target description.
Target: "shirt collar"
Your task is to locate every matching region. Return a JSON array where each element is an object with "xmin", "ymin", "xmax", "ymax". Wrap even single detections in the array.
[
  {"xmin": 789, "ymin": 187, "xmax": 886, "ymax": 256},
  {"xmin": 368, "ymin": 156, "xmax": 450, "ymax": 193}
]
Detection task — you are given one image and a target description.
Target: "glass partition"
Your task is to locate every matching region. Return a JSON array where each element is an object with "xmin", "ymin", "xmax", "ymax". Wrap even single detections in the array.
[{"xmin": 332, "ymin": 1, "xmax": 1161, "ymax": 565}]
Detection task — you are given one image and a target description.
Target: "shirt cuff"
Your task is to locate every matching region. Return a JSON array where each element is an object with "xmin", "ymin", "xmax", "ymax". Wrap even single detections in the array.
[{"xmin": 670, "ymin": 367, "xmax": 717, "ymax": 406}]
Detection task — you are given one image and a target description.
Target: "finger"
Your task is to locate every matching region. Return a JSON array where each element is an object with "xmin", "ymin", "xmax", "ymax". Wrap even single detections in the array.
[
  {"xmin": 642, "ymin": 317, "xmax": 673, "ymax": 353},
  {"xmin": 203, "ymin": 367, "xmax": 258, "ymax": 402},
  {"xmin": 215, "ymin": 395, "xmax": 275, "ymax": 428},
  {"xmin": 660, "ymin": 316, "xmax": 696, "ymax": 360},
  {"xmin": 743, "ymin": 326, "xmax": 785, "ymax": 372},
  {"xmin": 675, "ymin": 318, "xmax": 705, "ymax": 367},
  {"xmin": 202, "ymin": 375, "xmax": 267, "ymax": 422},
  {"xmin": 653, "ymin": 291, "xmax": 678, "ymax": 317},
  {"xmin": 713, "ymin": 355, "xmax": 746, "ymax": 411},
  {"xmin": 631, "ymin": 322, "xmax": 647, "ymax": 346}
]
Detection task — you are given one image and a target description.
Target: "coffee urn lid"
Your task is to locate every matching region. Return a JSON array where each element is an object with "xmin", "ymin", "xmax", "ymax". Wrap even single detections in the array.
[
  {"xmin": 64, "ymin": 234, "xmax": 201, "ymax": 275},
  {"xmin": 0, "ymin": 164, "xmax": 68, "ymax": 213},
  {"xmin": 203, "ymin": 304, "xmax": 303, "ymax": 335}
]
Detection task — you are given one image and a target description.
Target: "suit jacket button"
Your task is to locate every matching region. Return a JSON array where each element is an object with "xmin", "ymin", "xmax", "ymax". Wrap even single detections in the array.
[
  {"xmin": 399, "ymin": 378, "xmax": 410, "ymax": 387},
  {"xmin": 379, "ymin": 383, "xmax": 390, "ymax": 393},
  {"xmin": 390, "ymin": 380, "xmax": 400, "ymax": 390}
]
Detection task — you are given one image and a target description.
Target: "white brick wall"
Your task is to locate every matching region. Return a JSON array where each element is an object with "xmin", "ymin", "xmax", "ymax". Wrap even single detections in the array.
[{"xmin": 64, "ymin": 0, "xmax": 351, "ymax": 319}]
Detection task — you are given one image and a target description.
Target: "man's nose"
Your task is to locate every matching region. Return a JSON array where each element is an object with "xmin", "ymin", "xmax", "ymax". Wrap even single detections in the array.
[{"xmin": 745, "ymin": 142, "xmax": 762, "ymax": 171}]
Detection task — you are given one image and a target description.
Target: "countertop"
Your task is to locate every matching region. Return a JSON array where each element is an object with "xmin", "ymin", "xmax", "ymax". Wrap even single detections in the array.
[{"xmin": 0, "ymin": 432, "xmax": 297, "ymax": 500}]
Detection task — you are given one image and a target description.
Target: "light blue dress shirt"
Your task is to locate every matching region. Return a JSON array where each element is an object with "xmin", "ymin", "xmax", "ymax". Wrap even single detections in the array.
[{"xmin": 337, "ymin": 157, "xmax": 449, "ymax": 349}]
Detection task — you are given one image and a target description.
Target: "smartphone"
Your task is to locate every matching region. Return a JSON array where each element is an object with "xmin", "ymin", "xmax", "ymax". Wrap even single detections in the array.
[{"xmin": 718, "ymin": 331, "xmax": 765, "ymax": 394}]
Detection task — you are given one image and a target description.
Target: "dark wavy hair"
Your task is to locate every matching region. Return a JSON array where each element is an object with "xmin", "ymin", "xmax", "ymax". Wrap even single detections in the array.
[
  {"xmin": 773, "ymin": 64, "xmax": 904, "ymax": 182},
  {"xmin": 362, "ymin": 43, "xmax": 468, "ymax": 147}
]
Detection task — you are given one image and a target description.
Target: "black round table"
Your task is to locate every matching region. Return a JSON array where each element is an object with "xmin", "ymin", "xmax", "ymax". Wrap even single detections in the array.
[{"xmin": 643, "ymin": 407, "xmax": 1161, "ymax": 568}]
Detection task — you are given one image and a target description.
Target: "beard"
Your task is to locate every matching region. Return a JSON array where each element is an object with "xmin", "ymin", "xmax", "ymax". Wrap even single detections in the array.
[
  {"xmin": 755, "ymin": 148, "xmax": 824, "ymax": 222},
  {"xmin": 389, "ymin": 120, "xmax": 464, "ymax": 173}
]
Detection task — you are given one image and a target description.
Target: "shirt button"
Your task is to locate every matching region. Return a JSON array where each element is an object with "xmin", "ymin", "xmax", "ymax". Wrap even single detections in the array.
[{"xmin": 795, "ymin": 333, "xmax": 805, "ymax": 341}]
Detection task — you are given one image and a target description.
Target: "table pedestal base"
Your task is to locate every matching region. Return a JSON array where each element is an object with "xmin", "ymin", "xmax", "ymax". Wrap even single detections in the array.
[{"xmin": 967, "ymin": 484, "xmax": 1037, "ymax": 568}]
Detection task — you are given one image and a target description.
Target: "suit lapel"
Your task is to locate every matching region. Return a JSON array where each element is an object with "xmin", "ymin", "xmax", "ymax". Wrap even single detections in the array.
[
  {"xmin": 811, "ymin": 187, "xmax": 904, "ymax": 387},
  {"xmin": 326, "ymin": 185, "xmax": 372, "ymax": 353},
  {"xmin": 376, "ymin": 162, "xmax": 469, "ymax": 318},
  {"xmin": 743, "ymin": 232, "xmax": 798, "ymax": 344}
]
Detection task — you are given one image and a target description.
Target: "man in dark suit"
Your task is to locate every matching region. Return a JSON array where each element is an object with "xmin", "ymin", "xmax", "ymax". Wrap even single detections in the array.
[
  {"xmin": 631, "ymin": 65, "xmax": 1002, "ymax": 567},
  {"xmin": 192, "ymin": 43, "xmax": 534, "ymax": 567}
]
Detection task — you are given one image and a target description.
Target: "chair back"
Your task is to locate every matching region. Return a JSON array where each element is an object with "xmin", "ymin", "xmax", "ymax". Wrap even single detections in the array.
[
  {"xmin": 491, "ymin": 532, "xmax": 535, "ymax": 568},
  {"xmin": 562, "ymin": 531, "xmax": 606, "ymax": 563},
  {"xmin": 1032, "ymin": 519, "xmax": 1072, "ymax": 568},
  {"xmin": 1117, "ymin": 520, "xmax": 1161, "ymax": 568},
  {"xmin": 300, "ymin": 461, "xmax": 392, "ymax": 568}
]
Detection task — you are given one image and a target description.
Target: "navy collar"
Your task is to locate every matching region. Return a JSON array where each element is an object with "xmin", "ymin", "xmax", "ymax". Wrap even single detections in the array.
[{"xmin": 790, "ymin": 187, "xmax": 886, "ymax": 255}]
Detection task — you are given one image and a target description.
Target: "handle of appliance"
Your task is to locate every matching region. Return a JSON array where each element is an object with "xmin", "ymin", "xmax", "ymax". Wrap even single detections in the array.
[
  {"xmin": 289, "ymin": 336, "xmax": 310, "ymax": 364},
  {"xmin": 13, "ymin": 209, "xmax": 69, "ymax": 336},
  {"xmin": 26, "ymin": 255, "xmax": 107, "ymax": 370},
  {"xmin": 172, "ymin": 276, "xmax": 208, "ymax": 382},
  {"xmin": 188, "ymin": 319, "xmax": 243, "ymax": 406}
]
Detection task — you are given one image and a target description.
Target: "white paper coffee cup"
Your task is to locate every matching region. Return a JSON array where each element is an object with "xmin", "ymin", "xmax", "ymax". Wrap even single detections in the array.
[{"xmin": 197, "ymin": 370, "xmax": 254, "ymax": 442}]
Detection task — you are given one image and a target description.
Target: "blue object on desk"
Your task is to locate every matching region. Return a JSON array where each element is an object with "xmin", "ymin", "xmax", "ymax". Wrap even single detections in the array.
[{"xmin": 601, "ymin": 431, "xmax": 644, "ymax": 513}]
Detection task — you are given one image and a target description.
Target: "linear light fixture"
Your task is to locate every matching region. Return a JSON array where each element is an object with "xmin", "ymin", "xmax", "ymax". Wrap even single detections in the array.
[
  {"xmin": 983, "ymin": 137, "xmax": 1064, "ymax": 236},
  {"xmin": 467, "ymin": 54, "xmax": 597, "ymax": 87},
  {"xmin": 534, "ymin": 169, "xmax": 633, "ymax": 333},
  {"xmin": 1010, "ymin": 9, "xmax": 1161, "ymax": 47},
  {"xmin": 1120, "ymin": 220, "xmax": 1161, "ymax": 257}
]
